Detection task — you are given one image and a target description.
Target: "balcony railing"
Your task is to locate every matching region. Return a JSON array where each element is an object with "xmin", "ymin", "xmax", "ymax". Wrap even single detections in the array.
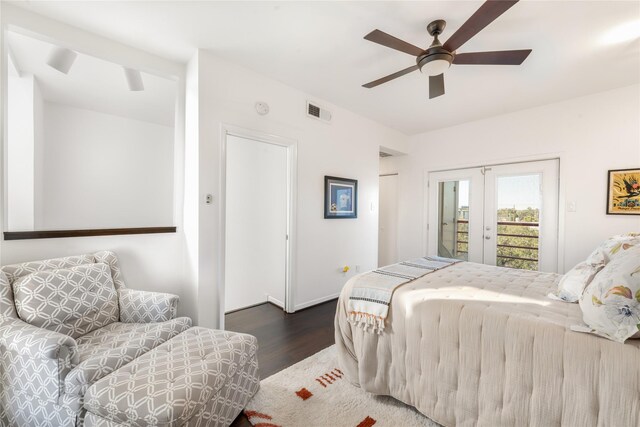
[{"xmin": 455, "ymin": 219, "xmax": 539, "ymax": 269}]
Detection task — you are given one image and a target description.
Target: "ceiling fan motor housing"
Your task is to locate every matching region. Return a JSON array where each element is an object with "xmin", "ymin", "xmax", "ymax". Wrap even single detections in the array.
[
  {"xmin": 417, "ymin": 19, "xmax": 453, "ymax": 75},
  {"xmin": 362, "ymin": 2, "xmax": 531, "ymax": 97},
  {"xmin": 417, "ymin": 46, "xmax": 453, "ymax": 74}
]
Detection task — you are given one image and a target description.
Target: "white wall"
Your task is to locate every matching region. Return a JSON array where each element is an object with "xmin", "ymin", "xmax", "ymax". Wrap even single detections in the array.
[
  {"xmin": 225, "ymin": 134, "xmax": 287, "ymax": 312},
  {"xmin": 378, "ymin": 173, "xmax": 398, "ymax": 267},
  {"xmin": 189, "ymin": 49, "xmax": 408, "ymax": 325},
  {"xmin": 0, "ymin": 6, "xmax": 408, "ymax": 331},
  {"xmin": 389, "ymin": 84, "xmax": 640, "ymax": 273},
  {"xmin": 33, "ymin": 76, "xmax": 44, "ymax": 230},
  {"xmin": 7, "ymin": 73, "xmax": 37, "ymax": 230},
  {"xmin": 1, "ymin": 6, "xmax": 196, "ymax": 322},
  {"xmin": 40, "ymin": 102, "xmax": 174, "ymax": 229}
]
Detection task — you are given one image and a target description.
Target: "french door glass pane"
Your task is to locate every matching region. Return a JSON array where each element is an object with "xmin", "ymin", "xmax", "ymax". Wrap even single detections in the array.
[
  {"xmin": 495, "ymin": 174, "xmax": 540, "ymax": 270},
  {"xmin": 438, "ymin": 180, "xmax": 469, "ymax": 261}
]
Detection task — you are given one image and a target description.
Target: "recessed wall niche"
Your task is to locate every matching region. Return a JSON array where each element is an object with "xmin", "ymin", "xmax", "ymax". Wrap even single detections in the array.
[{"xmin": 4, "ymin": 29, "xmax": 178, "ymax": 238}]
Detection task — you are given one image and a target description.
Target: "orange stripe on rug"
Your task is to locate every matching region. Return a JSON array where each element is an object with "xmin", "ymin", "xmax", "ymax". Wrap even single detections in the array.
[
  {"xmin": 356, "ymin": 416, "xmax": 377, "ymax": 427},
  {"xmin": 244, "ymin": 410, "xmax": 273, "ymax": 420}
]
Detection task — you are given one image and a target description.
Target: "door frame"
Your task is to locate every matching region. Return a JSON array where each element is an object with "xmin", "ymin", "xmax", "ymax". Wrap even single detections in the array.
[
  {"xmin": 220, "ymin": 124, "xmax": 298, "ymax": 316},
  {"xmin": 426, "ymin": 167, "xmax": 485, "ymax": 264},
  {"xmin": 378, "ymin": 172, "xmax": 399, "ymax": 267},
  {"xmin": 423, "ymin": 154, "xmax": 565, "ymax": 273},
  {"xmin": 482, "ymin": 159, "xmax": 560, "ymax": 272}
]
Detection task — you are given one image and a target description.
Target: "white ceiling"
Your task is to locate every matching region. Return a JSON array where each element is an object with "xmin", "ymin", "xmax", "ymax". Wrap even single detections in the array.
[
  {"xmin": 7, "ymin": 30, "xmax": 176, "ymax": 126},
  {"xmin": 9, "ymin": 1, "xmax": 640, "ymax": 134}
]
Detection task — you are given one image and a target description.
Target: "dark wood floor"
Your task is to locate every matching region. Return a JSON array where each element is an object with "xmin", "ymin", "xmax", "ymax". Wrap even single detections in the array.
[{"xmin": 226, "ymin": 299, "xmax": 338, "ymax": 427}]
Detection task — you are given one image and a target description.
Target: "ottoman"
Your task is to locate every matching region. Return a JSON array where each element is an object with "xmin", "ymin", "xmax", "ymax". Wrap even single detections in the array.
[{"xmin": 83, "ymin": 327, "xmax": 259, "ymax": 427}]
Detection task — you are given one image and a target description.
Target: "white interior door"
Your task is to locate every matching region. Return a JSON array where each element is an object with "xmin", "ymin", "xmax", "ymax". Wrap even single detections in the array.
[
  {"xmin": 483, "ymin": 159, "xmax": 559, "ymax": 272},
  {"xmin": 225, "ymin": 134, "xmax": 288, "ymax": 312},
  {"xmin": 427, "ymin": 168, "xmax": 484, "ymax": 263},
  {"xmin": 428, "ymin": 159, "xmax": 560, "ymax": 272},
  {"xmin": 379, "ymin": 174, "xmax": 399, "ymax": 266}
]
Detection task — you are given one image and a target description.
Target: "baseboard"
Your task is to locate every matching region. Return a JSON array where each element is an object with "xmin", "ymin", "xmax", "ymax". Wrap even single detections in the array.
[
  {"xmin": 225, "ymin": 300, "xmax": 268, "ymax": 314},
  {"xmin": 267, "ymin": 295, "xmax": 284, "ymax": 309},
  {"xmin": 294, "ymin": 292, "xmax": 341, "ymax": 311}
]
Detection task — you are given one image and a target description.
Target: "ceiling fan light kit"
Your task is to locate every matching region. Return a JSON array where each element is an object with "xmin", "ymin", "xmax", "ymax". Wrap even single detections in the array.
[
  {"xmin": 362, "ymin": 0, "xmax": 531, "ymax": 99},
  {"xmin": 418, "ymin": 19, "xmax": 452, "ymax": 77}
]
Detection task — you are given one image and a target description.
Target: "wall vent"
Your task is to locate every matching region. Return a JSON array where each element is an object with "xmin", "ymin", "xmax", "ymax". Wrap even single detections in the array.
[{"xmin": 306, "ymin": 101, "xmax": 332, "ymax": 123}]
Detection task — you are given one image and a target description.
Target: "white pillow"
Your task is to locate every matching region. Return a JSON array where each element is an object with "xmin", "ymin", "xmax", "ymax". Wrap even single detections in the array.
[
  {"xmin": 572, "ymin": 245, "xmax": 640, "ymax": 343},
  {"xmin": 548, "ymin": 261, "xmax": 603, "ymax": 302},
  {"xmin": 549, "ymin": 232, "xmax": 640, "ymax": 303},
  {"xmin": 586, "ymin": 232, "xmax": 640, "ymax": 266}
]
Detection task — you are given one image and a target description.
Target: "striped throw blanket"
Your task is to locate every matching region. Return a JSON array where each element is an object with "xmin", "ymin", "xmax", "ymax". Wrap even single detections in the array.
[{"xmin": 348, "ymin": 256, "xmax": 461, "ymax": 334}]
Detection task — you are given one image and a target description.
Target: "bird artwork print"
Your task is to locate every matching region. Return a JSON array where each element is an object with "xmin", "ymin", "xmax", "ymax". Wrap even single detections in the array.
[{"xmin": 608, "ymin": 169, "xmax": 640, "ymax": 214}]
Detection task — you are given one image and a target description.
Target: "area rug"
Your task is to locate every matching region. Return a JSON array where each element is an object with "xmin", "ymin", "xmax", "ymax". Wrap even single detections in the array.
[{"xmin": 244, "ymin": 345, "xmax": 441, "ymax": 427}]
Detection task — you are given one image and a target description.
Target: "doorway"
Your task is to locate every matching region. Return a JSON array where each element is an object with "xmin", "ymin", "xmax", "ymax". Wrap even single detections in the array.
[
  {"xmin": 427, "ymin": 159, "xmax": 559, "ymax": 272},
  {"xmin": 379, "ymin": 173, "xmax": 399, "ymax": 266},
  {"xmin": 223, "ymin": 129, "xmax": 296, "ymax": 313}
]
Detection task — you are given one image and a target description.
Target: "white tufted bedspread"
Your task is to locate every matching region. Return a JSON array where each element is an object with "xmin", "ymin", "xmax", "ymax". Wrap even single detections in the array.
[{"xmin": 335, "ymin": 262, "xmax": 640, "ymax": 427}]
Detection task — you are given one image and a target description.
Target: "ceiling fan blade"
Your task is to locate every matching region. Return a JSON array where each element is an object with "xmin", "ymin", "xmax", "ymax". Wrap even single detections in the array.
[
  {"xmin": 363, "ymin": 65, "xmax": 419, "ymax": 88},
  {"xmin": 443, "ymin": 0, "xmax": 519, "ymax": 53},
  {"xmin": 453, "ymin": 49, "xmax": 531, "ymax": 65},
  {"xmin": 429, "ymin": 74, "xmax": 445, "ymax": 99},
  {"xmin": 364, "ymin": 29, "xmax": 424, "ymax": 57}
]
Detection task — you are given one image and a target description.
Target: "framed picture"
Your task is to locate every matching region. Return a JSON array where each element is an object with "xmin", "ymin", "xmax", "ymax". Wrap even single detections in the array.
[
  {"xmin": 607, "ymin": 168, "xmax": 640, "ymax": 215},
  {"xmin": 324, "ymin": 176, "xmax": 357, "ymax": 219}
]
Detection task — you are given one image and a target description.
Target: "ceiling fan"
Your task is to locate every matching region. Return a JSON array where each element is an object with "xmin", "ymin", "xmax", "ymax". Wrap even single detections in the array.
[{"xmin": 362, "ymin": 0, "xmax": 532, "ymax": 99}]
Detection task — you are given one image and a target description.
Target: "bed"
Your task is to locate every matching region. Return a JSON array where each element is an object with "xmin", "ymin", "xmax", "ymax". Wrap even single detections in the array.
[{"xmin": 335, "ymin": 261, "xmax": 640, "ymax": 427}]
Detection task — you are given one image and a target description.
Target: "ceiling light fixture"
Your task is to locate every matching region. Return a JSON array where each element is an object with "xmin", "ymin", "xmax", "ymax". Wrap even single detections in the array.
[
  {"xmin": 417, "ymin": 20, "xmax": 453, "ymax": 77},
  {"xmin": 418, "ymin": 55, "xmax": 452, "ymax": 77},
  {"xmin": 123, "ymin": 67, "xmax": 144, "ymax": 91},
  {"xmin": 46, "ymin": 47, "xmax": 78, "ymax": 74},
  {"xmin": 600, "ymin": 20, "xmax": 640, "ymax": 46}
]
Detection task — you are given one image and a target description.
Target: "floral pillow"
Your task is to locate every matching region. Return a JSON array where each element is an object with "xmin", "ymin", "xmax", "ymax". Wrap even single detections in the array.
[
  {"xmin": 572, "ymin": 245, "xmax": 640, "ymax": 343},
  {"xmin": 550, "ymin": 233, "xmax": 640, "ymax": 303},
  {"xmin": 585, "ymin": 232, "xmax": 640, "ymax": 266},
  {"xmin": 548, "ymin": 261, "xmax": 603, "ymax": 302}
]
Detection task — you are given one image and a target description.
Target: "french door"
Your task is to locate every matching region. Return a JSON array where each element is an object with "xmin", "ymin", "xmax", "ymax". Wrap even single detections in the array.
[{"xmin": 427, "ymin": 159, "xmax": 559, "ymax": 272}]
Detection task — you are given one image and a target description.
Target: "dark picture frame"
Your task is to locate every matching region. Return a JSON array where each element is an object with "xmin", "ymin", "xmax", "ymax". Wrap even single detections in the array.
[
  {"xmin": 324, "ymin": 176, "xmax": 358, "ymax": 219},
  {"xmin": 606, "ymin": 168, "xmax": 640, "ymax": 215}
]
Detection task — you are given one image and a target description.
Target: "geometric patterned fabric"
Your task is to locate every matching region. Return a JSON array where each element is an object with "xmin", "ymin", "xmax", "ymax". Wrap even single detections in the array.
[
  {"xmin": 1, "ymin": 251, "xmax": 258, "ymax": 427},
  {"xmin": 118, "ymin": 288, "xmax": 178, "ymax": 324},
  {"xmin": 84, "ymin": 327, "xmax": 260, "ymax": 426},
  {"xmin": 13, "ymin": 263, "xmax": 120, "ymax": 339},
  {"xmin": 67, "ymin": 318, "xmax": 193, "ymax": 398}
]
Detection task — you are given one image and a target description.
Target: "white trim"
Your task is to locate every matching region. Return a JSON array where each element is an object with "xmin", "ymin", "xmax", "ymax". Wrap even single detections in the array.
[
  {"xmin": 424, "ymin": 152, "xmax": 565, "ymax": 174},
  {"xmin": 267, "ymin": 295, "xmax": 284, "ymax": 309},
  {"xmin": 294, "ymin": 292, "xmax": 340, "ymax": 311},
  {"xmin": 556, "ymin": 155, "xmax": 567, "ymax": 273},
  {"xmin": 1, "ymin": 6, "xmax": 185, "ymax": 238},
  {"xmin": 1, "ymin": 4, "xmax": 182, "ymax": 79},
  {"xmin": 423, "ymin": 153, "xmax": 565, "ymax": 274},
  {"xmin": 219, "ymin": 124, "xmax": 298, "ymax": 323},
  {"xmin": 426, "ymin": 167, "xmax": 485, "ymax": 263}
]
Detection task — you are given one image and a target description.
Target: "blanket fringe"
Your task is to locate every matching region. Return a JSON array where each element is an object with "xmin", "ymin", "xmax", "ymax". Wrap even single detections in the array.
[{"xmin": 348, "ymin": 312, "xmax": 385, "ymax": 334}]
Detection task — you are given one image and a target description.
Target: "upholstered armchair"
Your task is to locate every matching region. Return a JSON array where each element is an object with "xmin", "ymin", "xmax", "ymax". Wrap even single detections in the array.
[{"xmin": 0, "ymin": 251, "xmax": 192, "ymax": 426}]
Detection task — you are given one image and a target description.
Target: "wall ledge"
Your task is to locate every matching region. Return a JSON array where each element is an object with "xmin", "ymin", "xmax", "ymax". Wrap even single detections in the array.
[{"xmin": 3, "ymin": 227, "xmax": 177, "ymax": 240}]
